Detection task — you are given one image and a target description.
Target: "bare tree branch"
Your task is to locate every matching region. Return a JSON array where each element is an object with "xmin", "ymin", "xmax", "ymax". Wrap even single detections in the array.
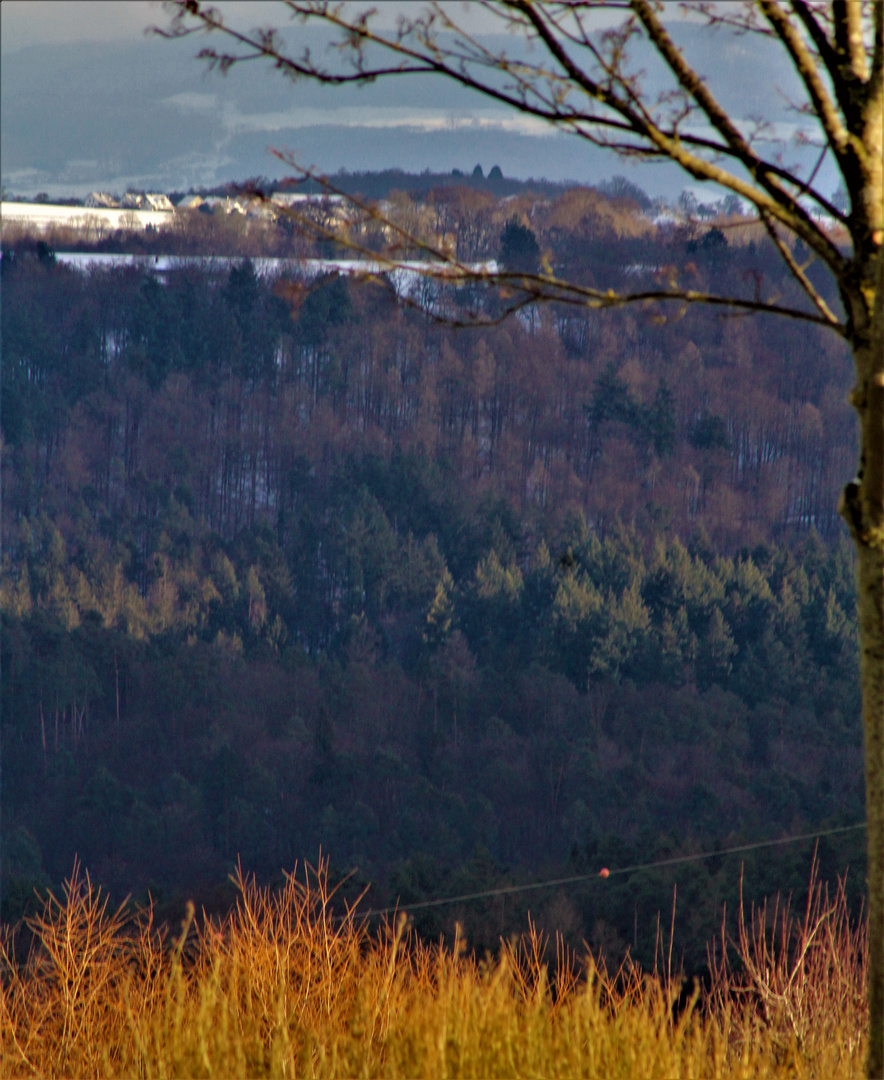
[
  {"xmin": 758, "ymin": 0, "xmax": 851, "ymax": 159},
  {"xmin": 834, "ymin": 0, "xmax": 870, "ymax": 82},
  {"xmin": 788, "ymin": 1, "xmax": 842, "ymax": 81},
  {"xmin": 624, "ymin": 0, "xmax": 844, "ymax": 264},
  {"xmin": 757, "ymin": 209, "xmax": 842, "ymax": 324}
]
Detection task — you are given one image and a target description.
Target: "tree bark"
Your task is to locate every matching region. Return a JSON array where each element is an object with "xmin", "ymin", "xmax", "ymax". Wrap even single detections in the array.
[
  {"xmin": 859, "ymin": 535, "xmax": 884, "ymax": 1078},
  {"xmin": 860, "ymin": 243, "xmax": 884, "ymax": 1080},
  {"xmin": 844, "ymin": 242, "xmax": 884, "ymax": 1079}
]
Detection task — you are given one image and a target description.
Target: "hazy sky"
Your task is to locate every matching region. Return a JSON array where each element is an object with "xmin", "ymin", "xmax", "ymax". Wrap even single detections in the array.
[
  {"xmin": 1, "ymin": 1, "xmax": 563, "ymax": 51},
  {"xmin": 1, "ymin": 1, "xmax": 839, "ymax": 201},
  {"xmin": 1, "ymin": 2, "xmax": 287, "ymax": 51}
]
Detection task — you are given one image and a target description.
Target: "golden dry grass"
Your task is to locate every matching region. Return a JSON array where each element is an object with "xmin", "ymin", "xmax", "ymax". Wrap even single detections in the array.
[{"xmin": 0, "ymin": 858, "xmax": 867, "ymax": 1078}]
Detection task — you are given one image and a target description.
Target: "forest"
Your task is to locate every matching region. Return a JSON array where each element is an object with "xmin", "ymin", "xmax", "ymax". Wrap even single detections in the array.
[{"xmin": 0, "ymin": 180, "xmax": 866, "ymax": 975}]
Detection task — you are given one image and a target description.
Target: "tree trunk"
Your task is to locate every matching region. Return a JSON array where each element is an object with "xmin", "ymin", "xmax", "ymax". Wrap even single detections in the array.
[
  {"xmin": 844, "ymin": 244, "xmax": 884, "ymax": 1080},
  {"xmin": 858, "ymin": 536, "xmax": 884, "ymax": 1079},
  {"xmin": 864, "ymin": 241, "xmax": 884, "ymax": 1080}
]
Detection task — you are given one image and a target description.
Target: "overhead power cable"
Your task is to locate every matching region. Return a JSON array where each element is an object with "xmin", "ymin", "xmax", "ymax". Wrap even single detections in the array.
[{"xmin": 354, "ymin": 822, "xmax": 867, "ymax": 922}]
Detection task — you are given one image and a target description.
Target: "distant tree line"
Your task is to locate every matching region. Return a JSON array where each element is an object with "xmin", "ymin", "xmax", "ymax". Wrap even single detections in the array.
[{"xmin": 1, "ymin": 200, "xmax": 855, "ymax": 549}]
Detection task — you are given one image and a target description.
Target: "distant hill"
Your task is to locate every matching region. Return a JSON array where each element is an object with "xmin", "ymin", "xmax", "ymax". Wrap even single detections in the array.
[
  {"xmin": 187, "ymin": 168, "xmax": 589, "ymax": 205},
  {"xmin": 276, "ymin": 168, "xmax": 571, "ymax": 201}
]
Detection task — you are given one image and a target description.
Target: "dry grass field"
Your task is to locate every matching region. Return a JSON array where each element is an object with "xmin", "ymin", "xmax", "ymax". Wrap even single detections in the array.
[{"xmin": 0, "ymin": 859, "xmax": 867, "ymax": 1078}]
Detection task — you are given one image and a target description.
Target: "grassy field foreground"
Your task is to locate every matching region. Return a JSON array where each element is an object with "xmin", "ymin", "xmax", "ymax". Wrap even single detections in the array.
[{"xmin": 0, "ymin": 860, "xmax": 868, "ymax": 1078}]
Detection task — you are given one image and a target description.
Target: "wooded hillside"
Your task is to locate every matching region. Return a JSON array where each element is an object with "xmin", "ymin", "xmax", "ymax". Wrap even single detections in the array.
[{"xmin": 0, "ymin": 186, "xmax": 864, "ymax": 971}]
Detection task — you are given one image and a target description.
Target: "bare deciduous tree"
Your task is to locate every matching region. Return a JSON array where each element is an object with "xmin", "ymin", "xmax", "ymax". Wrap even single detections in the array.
[{"xmin": 160, "ymin": 2, "xmax": 883, "ymax": 1070}]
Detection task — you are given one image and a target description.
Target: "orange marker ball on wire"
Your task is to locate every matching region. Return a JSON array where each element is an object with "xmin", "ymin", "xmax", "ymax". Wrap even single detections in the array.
[{"xmin": 599, "ymin": 868, "xmax": 610, "ymax": 878}]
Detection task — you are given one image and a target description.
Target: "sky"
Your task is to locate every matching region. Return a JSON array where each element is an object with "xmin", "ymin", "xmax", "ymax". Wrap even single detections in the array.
[
  {"xmin": 0, "ymin": 1, "xmax": 534, "ymax": 50},
  {"xmin": 1, "ymin": 1, "xmax": 840, "ymax": 202}
]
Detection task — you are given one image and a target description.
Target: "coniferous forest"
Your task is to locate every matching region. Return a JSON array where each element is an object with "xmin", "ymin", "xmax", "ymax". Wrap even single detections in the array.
[{"xmin": 0, "ymin": 183, "xmax": 866, "ymax": 975}]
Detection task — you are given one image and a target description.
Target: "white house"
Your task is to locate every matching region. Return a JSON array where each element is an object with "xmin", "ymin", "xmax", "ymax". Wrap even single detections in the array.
[
  {"xmin": 144, "ymin": 193, "xmax": 174, "ymax": 212},
  {"xmin": 85, "ymin": 192, "xmax": 119, "ymax": 208}
]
